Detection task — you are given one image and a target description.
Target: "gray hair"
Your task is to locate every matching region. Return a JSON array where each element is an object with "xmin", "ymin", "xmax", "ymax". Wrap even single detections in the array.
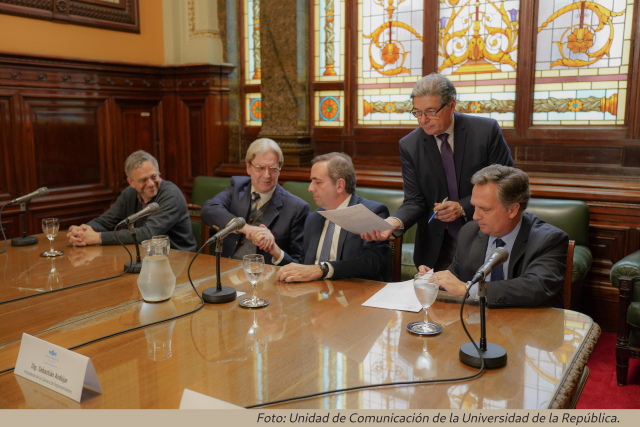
[
  {"xmin": 124, "ymin": 150, "xmax": 159, "ymax": 178},
  {"xmin": 245, "ymin": 138, "xmax": 284, "ymax": 168},
  {"xmin": 471, "ymin": 165, "xmax": 530, "ymax": 212},
  {"xmin": 312, "ymin": 152, "xmax": 356, "ymax": 194},
  {"xmin": 411, "ymin": 73, "xmax": 457, "ymax": 105}
]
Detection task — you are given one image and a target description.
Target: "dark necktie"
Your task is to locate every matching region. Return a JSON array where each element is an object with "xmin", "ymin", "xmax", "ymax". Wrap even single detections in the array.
[
  {"xmin": 436, "ymin": 133, "xmax": 463, "ymax": 239},
  {"xmin": 491, "ymin": 238, "xmax": 506, "ymax": 281},
  {"xmin": 250, "ymin": 192, "xmax": 260, "ymax": 214},
  {"xmin": 318, "ymin": 220, "xmax": 335, "ymax": 262}
]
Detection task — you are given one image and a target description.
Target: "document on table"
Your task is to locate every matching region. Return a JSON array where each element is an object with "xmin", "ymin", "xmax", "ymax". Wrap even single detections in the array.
[
  {"xmin": 318, "ymin": 203, "xmax": 394, "ymax": 235},
  {"xmin": 362, "ymin": 280, "xmax": 424, "ymax": 312}
]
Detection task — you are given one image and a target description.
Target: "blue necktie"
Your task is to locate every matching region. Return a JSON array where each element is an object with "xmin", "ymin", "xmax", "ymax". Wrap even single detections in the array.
[
  {"xmin": 318, "ymin": 221, "xmax": 335, "ymax": 262},
  {"xmin": 437, "ymin": 133, "xmax": 463, "ymax": 239},
  {"xmin": 250, "ymin": 192, "xmax": 260, "ymax": 214},
  {"xmin": 491, "ymin": 238, "xmax": 506, "ymax": 281}
]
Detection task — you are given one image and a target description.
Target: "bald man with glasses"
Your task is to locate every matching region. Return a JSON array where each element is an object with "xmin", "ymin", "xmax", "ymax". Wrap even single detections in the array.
[
  {"xmin": 67, "ymin": 150, "xmax": 197, "ymax": 251},
  {"xmin": 201, "ymin": 138, "xmax": 310, "ymax": 264}
]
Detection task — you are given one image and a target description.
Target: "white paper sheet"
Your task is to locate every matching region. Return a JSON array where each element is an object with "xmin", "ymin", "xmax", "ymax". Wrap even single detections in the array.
[
  {"xmin": 179, "ymin": 389, "xmax": 244, "ymax": 409},
  {"xmin": 318, "ymin": 204, "xmax": 394, "ymax": 235},
  {"xmin": 361, "ymin": 280, "xmax": 424, "ymax": 312}
]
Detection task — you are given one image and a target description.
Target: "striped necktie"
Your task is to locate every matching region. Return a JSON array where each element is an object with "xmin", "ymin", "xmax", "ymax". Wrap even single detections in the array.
[{"xmin": 250, "ymin": 192, "xmax": 260, "ymax": 214}]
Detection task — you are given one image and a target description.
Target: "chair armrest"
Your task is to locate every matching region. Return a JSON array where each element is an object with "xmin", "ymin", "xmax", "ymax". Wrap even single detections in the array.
[
  {"xmin": 187, "ymin": 204, "xmax": 202, "ymax": 211},
  {"xmin": 610, "ymin": 251, "xmax": 640, "ymax": 290},
  {"xmin": 388, "ymin": 235, "xmax": 403, "ymax": 283}
]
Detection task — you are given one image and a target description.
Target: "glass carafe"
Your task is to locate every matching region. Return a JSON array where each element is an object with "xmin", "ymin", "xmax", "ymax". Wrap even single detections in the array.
[{"xmin": 137, "ymin": 238, "xmax": 176, "ymax": 302}]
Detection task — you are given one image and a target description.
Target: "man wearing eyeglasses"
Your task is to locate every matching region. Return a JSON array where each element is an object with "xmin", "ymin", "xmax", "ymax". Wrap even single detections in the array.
[
  {"xmin": 201, "ymin": 138, "xmax": 310, "ymax": 264},
  {"xmin": 362, "ymin": 73, "xmax": 513, "ymax": 271},
  {"xmin": 66, "ymin": 150, "xmax": 197, "ymax": 251}
]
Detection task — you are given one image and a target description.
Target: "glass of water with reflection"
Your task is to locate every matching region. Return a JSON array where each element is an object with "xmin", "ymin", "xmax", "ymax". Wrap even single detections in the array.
[
  {"xmin": 239, "ymin": 254, "xmax": 269, "ymax": 308},
  {"xmin": 41, "ymin": 218, "xmax": 64, "ymax": 257},
  {"xmin": 407, "ymin": 272, "xmax": 442, "ymax": 335}
]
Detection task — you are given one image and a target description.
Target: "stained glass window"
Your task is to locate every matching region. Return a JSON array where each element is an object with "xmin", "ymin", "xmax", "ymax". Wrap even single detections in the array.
[
  {"xmin": 438, "ymin": 0, "xmax": 520, "ymax": 128},
  {"xmin": 315, "ymin": 91, "xmax": 345, "ymax": 126},
  {"xmin": 244, "ymin": 0, "xmax": 261, "ymax": 85},
  {"xmin": 246, "ymin": 93, "xmax": 262, "ymax": 126},
  {"xmin": 357, "ymin": 0, "xmax": 424, "ymax": 125},
  {"xmin": 533, "ymin": 0, "xmax": 632, "ymax": 125},
  {"xmin": 315, "ymin": 0, "xmax": 346, "ymax": 81}
]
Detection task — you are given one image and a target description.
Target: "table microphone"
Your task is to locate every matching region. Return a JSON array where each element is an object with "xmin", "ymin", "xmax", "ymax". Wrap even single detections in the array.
[
  {"xmin": 205, "ymin": 217, "xmax": 246, "ymax": 245},
  {"xmin": 10, "ymin": 187, "xmax": 49, "ymax": 204},
  {"xmin": 117, "ymin": 202, "xmax": 160, "ymax": 227},
  {"xmin": 469, "ymin": 247, "xmax": 509, "ymax": 286}
]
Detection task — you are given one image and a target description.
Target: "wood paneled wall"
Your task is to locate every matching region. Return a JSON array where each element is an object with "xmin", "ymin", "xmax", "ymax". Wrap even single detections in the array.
[{"xmin": 0, "ymin": 52, "xmax": 233, "ymax": 243}]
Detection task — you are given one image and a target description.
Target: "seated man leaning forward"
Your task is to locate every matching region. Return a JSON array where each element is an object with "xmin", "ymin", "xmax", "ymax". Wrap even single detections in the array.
[
  {"xmin": 200, "ymin": 138, "xmax": 310, "ymax": 264},
  {"xmin": 67, "ymin": 150, "xmax": 197, "ymax": 252},
  {"xmin": 269, "ymin": 152, "xmax": 390, "ymax": 283},
  {"xmin": 419, "ymin": 165, "xmax": 568, "ymax": 308}
]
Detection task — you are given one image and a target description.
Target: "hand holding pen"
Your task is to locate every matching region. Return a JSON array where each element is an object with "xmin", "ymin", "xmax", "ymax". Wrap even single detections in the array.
[{"xmin": 428, "ymin": 197, "xmax": 449, "ymax": 223}]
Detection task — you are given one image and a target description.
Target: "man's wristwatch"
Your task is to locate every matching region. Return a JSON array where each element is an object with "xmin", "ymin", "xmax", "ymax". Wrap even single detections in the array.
[
  {"xmin": 460, "ymin": 205, "xmax": 466, "ymax": 220},
  {"xmin": 319, "ymin": 262, "xmax": 330, "ymax": 279}
]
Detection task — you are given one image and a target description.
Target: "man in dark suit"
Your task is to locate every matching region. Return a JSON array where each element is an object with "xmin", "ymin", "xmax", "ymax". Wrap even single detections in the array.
[
  {"xmin": 200, "ymin": 138, "xmax": 309, "ymax": 264},
  {"xmin": 420, "ymin": 165, "xmax": 568, "ymax": 308},
  {"xmin": 362, "ymin": 73, "xmax": 513, "ymax": 271},
  {"xmin": 266, "ymin": 153, "xmax": 389, "ymax": 282}
]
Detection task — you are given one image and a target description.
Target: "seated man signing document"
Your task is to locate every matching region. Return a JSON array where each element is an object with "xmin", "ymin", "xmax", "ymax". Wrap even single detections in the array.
[
  {"xmin": 67, "ymin": 150, "xmax": 197, "ymax": 252},
  {"xmin": 264, "ymin": 153, "xmax": 389, "ymax": 283},
  {"xmin": 420, "ymin": 165, "xmax": 568, "ymax": 308}
]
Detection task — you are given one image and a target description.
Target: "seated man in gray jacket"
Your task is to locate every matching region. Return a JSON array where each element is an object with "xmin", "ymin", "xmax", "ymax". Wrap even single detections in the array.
[{"xmin": 66, "ymin": 150, "xmax": 197, "ymax": 252}]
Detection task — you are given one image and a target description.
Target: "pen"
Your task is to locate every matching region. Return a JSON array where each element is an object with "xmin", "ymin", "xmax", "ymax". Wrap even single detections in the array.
[{"xmin": 428, "ymin": 197, "xmax": 449, "ymax": 223}]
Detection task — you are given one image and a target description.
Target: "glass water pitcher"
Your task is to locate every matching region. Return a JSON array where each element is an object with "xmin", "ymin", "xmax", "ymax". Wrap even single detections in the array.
[{"xmin": 137, "ymin": 236, "xmax": 175, "ymax": 302}]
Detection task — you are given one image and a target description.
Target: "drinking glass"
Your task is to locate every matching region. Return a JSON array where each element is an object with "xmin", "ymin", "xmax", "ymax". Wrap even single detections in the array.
[
  {"xmin": 245, "ymin": 311, "xmax": 268, "ymax": 355},
  {"xmin": 41, "ymin": 218, "xmax": 64, "ymax": 257},
  {"xmin": 239, "ymin": 254, "xmax": 269, "ymax": 308},
  {"xmin": 407, "ymin": 272, "xmax": 442, "ymax": 335}
]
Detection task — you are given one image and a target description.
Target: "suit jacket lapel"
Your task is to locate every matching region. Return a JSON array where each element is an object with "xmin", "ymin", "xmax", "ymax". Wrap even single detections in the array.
[
  {"xmin": 238, "ymin": 183, "xmax": 251, "ymax": 218},
  {"xmin": 423, "ymin": 133, "xmax": 448, "ymax": 193},
  {"xmin": 336, "ymin": 194, "xmax": 358, "ymax": 259},
  {"xmin": 453, "ymin": 112, "xmax": 467, "ymax": 187},
  {"xmin": 508, "ymin": 213, "xmax": 533, "ymax": 279},
  {"xmin": 305, "ymin": 210, "xmax": 325, "ymax": 264},
  {"xmin": 471, "ymin": 229, "xmax": 490, "ymax": 274},
  {"xmin": 261, "ymin": 185, "xmax": 282, "ymax": 228}
]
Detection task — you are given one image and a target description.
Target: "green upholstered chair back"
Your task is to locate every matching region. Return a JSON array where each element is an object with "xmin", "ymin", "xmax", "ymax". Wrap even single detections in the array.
[
  {"xmin": 525, "ymin": 199, "xmax": 590, "ymax": 246},
  {"xmin": 191, "ymin": 176, "xmax": 232, "ymax": 206},
  {"xmin": 281, "ymin": 181, "xmax": 317, "ymax": 208}
]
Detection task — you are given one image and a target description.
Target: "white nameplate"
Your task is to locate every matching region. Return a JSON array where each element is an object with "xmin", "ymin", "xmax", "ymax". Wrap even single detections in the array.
[
  {"xmin": 14, "ymin": 333, "xmax": 102, "ymax": 402},
  {"xmin": 179, "ymin": 389, "xmax": 244, "ymax": 409}
]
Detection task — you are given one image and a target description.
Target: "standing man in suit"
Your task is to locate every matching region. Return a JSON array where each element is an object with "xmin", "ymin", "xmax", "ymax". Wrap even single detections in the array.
[
  {"xmin": 420, "ymin": 165, "xmax": 568, "ymax": 308},
  {"xmin": 362, "ymin": 73, "xmax": 513, "ymax": 271},
  {"xmin": 201, "ymin": 138, "xmax": 309, "ymax": 264},
  {"xmin": 266, "ymin": 153, "xmax": 389, "ymax": 282}
]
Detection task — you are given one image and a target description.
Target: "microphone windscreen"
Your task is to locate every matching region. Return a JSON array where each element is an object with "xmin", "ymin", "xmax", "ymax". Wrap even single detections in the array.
[
  {"xmin": 37, "ymin": 187, "xmax": 49, "ymax": 196},
  {"xmin": 493, "ymin": 247, "xmax": 509, "ymax": 263},
  {"xmin": 148, "ymin": 202, "xmax": 160, "ymax": 213}
]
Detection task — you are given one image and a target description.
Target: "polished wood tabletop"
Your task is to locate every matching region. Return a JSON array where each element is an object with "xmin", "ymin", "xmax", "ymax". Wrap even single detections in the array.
[{"xmin": 0, "ymin": 238, "xmax": 600, "ymax": 409}]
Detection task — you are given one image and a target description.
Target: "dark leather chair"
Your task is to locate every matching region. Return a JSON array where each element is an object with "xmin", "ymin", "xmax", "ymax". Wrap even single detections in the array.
[
  {"xmin": 610, "ymin": 252, "xmax": 640, "ymax": 385},
  {"xmin": 188, "ymin": 176, "xmax": 232, "ymax": 252}
]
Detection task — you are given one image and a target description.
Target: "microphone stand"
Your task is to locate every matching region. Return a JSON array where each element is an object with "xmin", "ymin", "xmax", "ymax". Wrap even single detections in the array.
[
  {"xmin": 123, "ymin": 222, "xmax": 143, "ymax": 273},
  {"xmin": 202, "ymin": 236, "xmax": 237, "ymax": 304},
  {"xmin": 459, "ymin": 279, "xmax": 507, "ymax": 369},
  {"xmin": 11, "ymin": 203, "xmax": 38, "ymax": 247}
]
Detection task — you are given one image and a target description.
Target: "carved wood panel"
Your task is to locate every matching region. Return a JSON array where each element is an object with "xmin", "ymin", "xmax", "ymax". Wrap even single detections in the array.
[
  {"xmin": 0, "ymin": 0, "xmax": 140, "ymax": 33},
  {"xmin": 0, "ymin": 97, "xmax": 16, "ymax": 202}
]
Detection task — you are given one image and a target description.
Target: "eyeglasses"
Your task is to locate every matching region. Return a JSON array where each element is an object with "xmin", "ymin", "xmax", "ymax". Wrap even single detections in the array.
[
  {"xmin": 136, "ymin": 173, "xmax": 161, "ymax": 185},
  {"xmin": 411, "ymin": 103, "xmax": 448, "ymax": 119},
  {"xmin": 250, "ymin": 163, "xmax": 281, "ymax": 174}
]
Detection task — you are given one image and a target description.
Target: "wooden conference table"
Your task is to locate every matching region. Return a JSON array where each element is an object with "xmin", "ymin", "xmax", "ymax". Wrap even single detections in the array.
[{"xmin": 0, "ymin": 236, "xmax": 600, "ymax": 409}]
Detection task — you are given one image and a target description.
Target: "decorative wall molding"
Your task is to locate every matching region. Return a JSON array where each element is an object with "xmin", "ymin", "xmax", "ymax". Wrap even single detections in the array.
[{"xmin": 188, "ymin": 0, "xmax": 220, "ymax": 40}]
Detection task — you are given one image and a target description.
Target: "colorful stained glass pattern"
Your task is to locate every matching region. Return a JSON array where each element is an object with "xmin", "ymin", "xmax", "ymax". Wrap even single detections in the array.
[
  {"xmin": 315, "ymin": 91, "xmax": 345, "ymax": 126},
  {"xmin": 358, "ymin": 0, "xmax": 424, "ymax": 83},
  {"xmin": 438, "ymin": 0, "xmax": 519, "ymax": 128},
  {"xmin": 534, "ymin": 0, "xmax": 633, "ymax": 124},
  {"xmin": 244, "ymin": 0, "xmax": 261, "ymax": 85},
  {"xmin": 358, "ymin": 88, "xmax": 415, "ymax": 125},
  {"xmin": 315, "ymin": 0, "xmax": 346, "ymax": 81},
  {"xmin": 246, "ymin": 93, "xmax": 262, "ymax": 126}
]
